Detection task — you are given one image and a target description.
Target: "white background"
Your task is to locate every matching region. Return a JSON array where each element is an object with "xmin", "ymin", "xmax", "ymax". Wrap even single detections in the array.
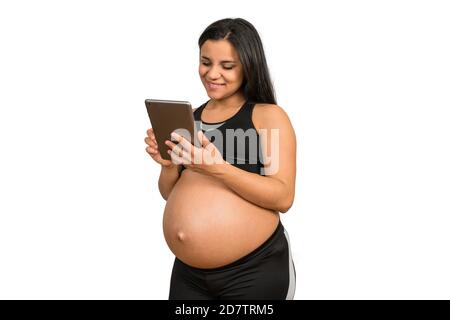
[{"xmin": 0, "ymin": 0, "xmax": 449, "ymax": 299}]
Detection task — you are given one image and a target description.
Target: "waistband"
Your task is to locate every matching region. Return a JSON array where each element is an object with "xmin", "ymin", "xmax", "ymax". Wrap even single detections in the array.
[{"xmin": 178, "ymin": 219, "xmax": 284, "ymax": 273}]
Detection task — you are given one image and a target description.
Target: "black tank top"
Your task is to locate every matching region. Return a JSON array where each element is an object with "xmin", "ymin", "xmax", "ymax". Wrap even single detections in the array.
[{"xmin": 179, "ymin": 99, "xmax": 265, "ymax": 176}]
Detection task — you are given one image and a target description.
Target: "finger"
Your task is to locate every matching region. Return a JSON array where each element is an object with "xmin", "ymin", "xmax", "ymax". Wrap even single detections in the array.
[
  {"xmin": 179, "ymin": 145, "xmax": 194, "ymax": 163},
  {"xmin": 171, "ymin": 143, "xmax": 184, "ymax": 158},
  {"xmin": 168, "ymin": 149, "xmax": 189, "ymax": 165},
  {"xmin": 171, "ymin": 132, "xmax": 194, "ymax": 153},
  {"xmin": 198, "ymin": 130, "xmax": 211, "ymax": 148},
  {"xmin": 197, "ymin": 131, "xmax": 217, "ymax": 154},
  {"xmin": 171, "ymin": 142, "xmax": 192, "ymax": 164},
  {"xmin": 144, "ymin": 137, "xmax": 157, "ymax": 148},
  {"xmin": 146, "ymin": 146, "xmax": 157, "ymax": 155},
  {"xmin": 167, "ymin": 140, "xmax": 192, "ymax": 162},
  {"xmin": 165, "ymin": 140, "xmax": 177, "ymax": 151},
  {"xmin": 167, "ymin": 149, "xmax": 181, "ymax": 165},
  {"xmin": 144, "ymin": 137, "xmax": 153, "ymax": 145},
  {"xmin": 147, "ymin": 128, "xmax": 156, "ymax": 141},
  {"xmin": 168, "ymin": 139, "xmax": 183, "ymax": 156}
]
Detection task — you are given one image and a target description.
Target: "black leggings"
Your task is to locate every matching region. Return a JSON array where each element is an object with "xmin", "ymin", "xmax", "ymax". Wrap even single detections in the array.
[{"xmin": 169, "ymin": 221, "xmax": 296, "ymax": 300}]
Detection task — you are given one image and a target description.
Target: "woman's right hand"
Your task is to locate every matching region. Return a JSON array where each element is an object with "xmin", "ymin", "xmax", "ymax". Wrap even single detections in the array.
[{"xmin": 145, "ymin": 128, "xmax": 175, "ymax": 168}]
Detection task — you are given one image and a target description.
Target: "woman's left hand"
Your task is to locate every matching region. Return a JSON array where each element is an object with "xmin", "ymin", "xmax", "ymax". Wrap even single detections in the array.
[{"xmin": 165, "ymin": 130, "xmax": 226, "ymax": 175}]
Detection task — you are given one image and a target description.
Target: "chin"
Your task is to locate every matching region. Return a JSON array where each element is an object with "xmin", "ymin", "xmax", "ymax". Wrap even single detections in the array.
[{"xmin": 206, "ymin": 90, "xmax": 225, "ymax": 98}]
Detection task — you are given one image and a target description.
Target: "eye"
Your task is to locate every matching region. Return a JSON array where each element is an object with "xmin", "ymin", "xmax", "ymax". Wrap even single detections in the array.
[{"xmin": 201, "ymin": 62, "xmax": 233, "ymax": 70}]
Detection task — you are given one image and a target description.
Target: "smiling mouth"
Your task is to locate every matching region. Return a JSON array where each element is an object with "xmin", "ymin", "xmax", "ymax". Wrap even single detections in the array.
[{"xmin": 207, "ymin": 82, "xmax": 225, "ymax": 89}]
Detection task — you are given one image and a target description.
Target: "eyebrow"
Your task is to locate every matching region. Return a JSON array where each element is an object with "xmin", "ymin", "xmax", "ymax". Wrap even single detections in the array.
[{"xmin": 201, "ymin": 56, "xmax": 236, "ymax": 64}]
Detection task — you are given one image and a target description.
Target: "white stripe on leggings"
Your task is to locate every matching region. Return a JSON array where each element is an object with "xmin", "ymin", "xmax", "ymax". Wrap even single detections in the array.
[{"xmin": 283, "ymin": 228, "xmax": 296, "ymax": 300}]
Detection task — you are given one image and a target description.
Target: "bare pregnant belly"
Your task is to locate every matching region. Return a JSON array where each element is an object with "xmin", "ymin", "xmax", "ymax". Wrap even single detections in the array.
[{"xmin": 163, "ymin": 169, "xmax": 280, "ymax": 269}]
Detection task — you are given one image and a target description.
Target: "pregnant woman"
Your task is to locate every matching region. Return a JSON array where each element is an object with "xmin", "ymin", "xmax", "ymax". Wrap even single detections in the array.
[{"xmin": 144, "ymin": 18, "xmax": 297, "ymax": 300}]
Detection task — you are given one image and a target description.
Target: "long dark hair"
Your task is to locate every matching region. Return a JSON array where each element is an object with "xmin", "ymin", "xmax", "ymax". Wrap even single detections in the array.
[{"xmin": 198, "ymin": 18, "xmax": 277, "ymax": 105}]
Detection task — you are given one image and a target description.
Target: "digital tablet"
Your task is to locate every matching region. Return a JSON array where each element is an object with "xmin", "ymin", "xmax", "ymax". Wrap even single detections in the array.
[{"xmin": 145, "ymin": 99, "xmax": 199, "ymax": 160}]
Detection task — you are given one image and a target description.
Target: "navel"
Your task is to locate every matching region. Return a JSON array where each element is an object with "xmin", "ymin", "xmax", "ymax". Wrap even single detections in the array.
[{"xmin": 177, "ymin": 231, "xmax": 186, "ymax": 242}]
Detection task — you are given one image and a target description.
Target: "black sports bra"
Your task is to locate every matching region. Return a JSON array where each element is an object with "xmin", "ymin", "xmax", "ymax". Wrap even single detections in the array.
[{"xmin": 179, "ymin": 99, "xmax": 265, "ymax": 176}]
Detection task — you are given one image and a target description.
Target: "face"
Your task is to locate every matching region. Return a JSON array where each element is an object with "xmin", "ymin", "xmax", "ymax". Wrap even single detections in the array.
[{"xmin": 199, "ymin": 39, "xmax": 245, "ymax": 100}]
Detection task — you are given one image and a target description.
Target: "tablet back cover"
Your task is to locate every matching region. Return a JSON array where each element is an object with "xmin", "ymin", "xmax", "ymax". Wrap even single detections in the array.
[{"xmin": 145, "ymin": 99, "xmax": 197, "ymax": 160}]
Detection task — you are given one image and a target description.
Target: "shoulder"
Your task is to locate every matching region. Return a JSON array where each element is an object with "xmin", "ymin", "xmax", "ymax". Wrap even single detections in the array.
[{"xmin": 252, "ymin": 103, "xmax": 292, "ymax": 129}]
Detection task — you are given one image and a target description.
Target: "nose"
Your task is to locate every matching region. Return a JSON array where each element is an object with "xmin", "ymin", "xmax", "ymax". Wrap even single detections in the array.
[{"xmin": 206, "ymin": 65, "xmax": 222, "ymax": 80}]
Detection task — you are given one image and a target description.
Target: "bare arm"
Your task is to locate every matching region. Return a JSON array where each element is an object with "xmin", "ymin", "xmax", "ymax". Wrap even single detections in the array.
[
  {"xmin": 158, "ymin": 164, "xmax": 182, "ymax": 200},
  {"xmin": 210, "ymin": 104, "xmax": 297, "ymax": 213}
]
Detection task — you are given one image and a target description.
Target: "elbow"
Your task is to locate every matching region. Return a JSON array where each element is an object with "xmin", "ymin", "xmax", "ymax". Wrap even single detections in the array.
[
  {"xmin": 272, "ymin": 180, "xmax": 295, "ymax": 213},
  {"xmin": 278, "ymin": 203, "xmax": 292, "ymax": 214},
  {"xmin": 158, "ymin": 185, "xmax": 169, "ymax": 201},
  {"xmin": 277, "ymin": 196, "xmax": 294, "ymax": 214},
  {"xmin": 160, "ymin": 189, "xmax": 171, "ymax": 201}
]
